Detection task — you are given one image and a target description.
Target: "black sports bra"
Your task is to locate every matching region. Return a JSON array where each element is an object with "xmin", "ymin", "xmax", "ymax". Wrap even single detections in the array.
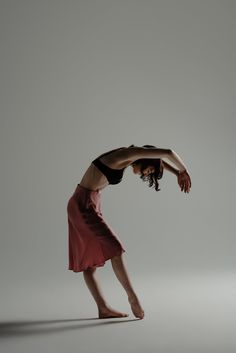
[{"xmin": 92, "ymin": 147, "xmax": 126, "ymax": 185}]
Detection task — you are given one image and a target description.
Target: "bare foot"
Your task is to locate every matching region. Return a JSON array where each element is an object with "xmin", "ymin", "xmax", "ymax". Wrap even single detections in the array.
[
  {"xmin": 128, "ymin": 297, "xmax": 145, "ymax": 319},
  {"xmin": 98, "ymin": 306, "xmax": 129, "ymax": 319}
]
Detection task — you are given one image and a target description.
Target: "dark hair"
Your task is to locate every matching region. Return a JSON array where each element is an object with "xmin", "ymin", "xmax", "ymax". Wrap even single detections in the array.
[{"xmin": 130, "ymin": 144, "xmax": 164, "ymax": 192}]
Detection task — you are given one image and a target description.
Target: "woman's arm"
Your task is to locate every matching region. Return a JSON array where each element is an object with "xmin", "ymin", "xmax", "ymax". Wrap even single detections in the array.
[
  {"xmin": 120, "ymin": 147, "xmax": 172, "ymax": 162},
  {"xmin": 166, "ymin": 150, "xmax": 188, "ymax": 173},
  {"xmin": 162, "ymin": 160, "xmax": 179, "ymax": 176},
  {"xmin": 163, "ymin": 159, "xmax": 191, "ymax": 193},
  {"xmin": 117, "ymin": 146, "xmax": 191, "ymax": 192},
  {"xmin": 164, "ymin": 150, "xmax": 192, "ymax": 192},
  {"xmin": 120, "ymin": 147, "xmax": 188, "ymax": 172}
]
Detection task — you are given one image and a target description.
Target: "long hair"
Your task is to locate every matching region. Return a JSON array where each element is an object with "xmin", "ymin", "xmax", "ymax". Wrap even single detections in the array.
[{"xmin": 129, "ymin": 144, "xmax": 164, "ymax": 192}]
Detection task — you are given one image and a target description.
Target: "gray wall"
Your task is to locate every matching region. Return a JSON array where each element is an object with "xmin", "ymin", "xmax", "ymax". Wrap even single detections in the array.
[{"xmin": 1, "ymin": 0, "xmax": 236, "ymax": 292}]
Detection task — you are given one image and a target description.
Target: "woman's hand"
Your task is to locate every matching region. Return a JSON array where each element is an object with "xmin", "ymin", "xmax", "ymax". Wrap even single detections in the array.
[{"xmin": 177, "ymin": 170, "xmax": 192, "ymax": 193}]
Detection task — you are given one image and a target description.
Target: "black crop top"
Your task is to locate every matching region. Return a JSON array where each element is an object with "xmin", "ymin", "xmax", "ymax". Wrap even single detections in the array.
[{"xmin": 92, "ymin": 147, "xmax": 126, "ymax": 185}]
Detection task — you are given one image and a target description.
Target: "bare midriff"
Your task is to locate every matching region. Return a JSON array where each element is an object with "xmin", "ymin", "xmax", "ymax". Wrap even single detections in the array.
[{"xmin": 79, "ymin": 163, "xmax": 110, "ymax": 191}]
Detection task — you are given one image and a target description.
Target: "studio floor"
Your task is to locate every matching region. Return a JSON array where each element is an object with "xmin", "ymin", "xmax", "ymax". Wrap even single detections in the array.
[{"xmin": 1, "ymin": 272, "xmax": 236, "ymax": 353}]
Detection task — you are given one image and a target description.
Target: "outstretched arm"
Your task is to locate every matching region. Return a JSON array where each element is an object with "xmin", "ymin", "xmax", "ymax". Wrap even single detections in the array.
[
  {"xmin": 117, "ymin": 146, "xmax": 192, "ymax": 193},
  {"xmin": 167, "ymin": 150, "xmax": 192, "ymax": 193},
  {"xmin": 166, "ymin": 149, "xmax": 188, "ymax": 173},
  {"xmin": 162, "ymin": 153, "xmax": 192, "ymax": 193},
  {"xmin": 162, "ymin": 160, "xmax": 179, "ymax": 176},
  {"xmin": 163, "ymin": 160, "xmax": 192, "ymax": 193},
  {"xmin": 120, "ymin": 147, "xmax": 188, "ymax": 172}
]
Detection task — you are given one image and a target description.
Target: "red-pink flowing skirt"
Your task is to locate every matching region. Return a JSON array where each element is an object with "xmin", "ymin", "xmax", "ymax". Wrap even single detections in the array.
[{"xmin": 67, "ymin": 184, "xmax": 126, "ymax": 272}]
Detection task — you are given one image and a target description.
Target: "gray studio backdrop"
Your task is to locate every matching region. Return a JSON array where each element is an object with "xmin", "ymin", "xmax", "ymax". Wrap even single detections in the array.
[{"xmin": 1, "ymin": 0, "xmax": 236, "ymax": 306}]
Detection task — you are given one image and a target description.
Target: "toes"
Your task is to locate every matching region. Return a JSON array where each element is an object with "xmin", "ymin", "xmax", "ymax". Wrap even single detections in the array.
[{"xmin": 98, "ymin": 310, "xmax": 129, "ymax": 319}]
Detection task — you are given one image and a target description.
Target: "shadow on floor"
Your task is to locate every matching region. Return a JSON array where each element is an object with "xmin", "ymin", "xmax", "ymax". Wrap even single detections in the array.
[{"xmin": 0, "ymin": 317, "xmax": 141, "ymax": 338}]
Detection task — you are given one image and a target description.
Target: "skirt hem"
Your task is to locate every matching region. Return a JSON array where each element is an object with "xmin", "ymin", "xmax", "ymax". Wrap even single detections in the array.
[{"xmin": 68, "ymin": 249, "xmax": 126, "ymax": 273}]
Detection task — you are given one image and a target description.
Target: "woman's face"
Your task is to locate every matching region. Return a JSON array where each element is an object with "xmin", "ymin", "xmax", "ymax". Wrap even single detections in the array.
[{"xmin": 132, "ymin": 164, "xmax": 154, "ymax": 176}]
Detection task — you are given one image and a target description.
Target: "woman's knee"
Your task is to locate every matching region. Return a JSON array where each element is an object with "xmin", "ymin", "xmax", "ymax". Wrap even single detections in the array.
[
  {"xmin": 84, "ymin": 266, "xmax": 97, "ymax": 274},
  {"xmin": 111, "ymin": 254, "xmax": 122, "ymax": 262}
]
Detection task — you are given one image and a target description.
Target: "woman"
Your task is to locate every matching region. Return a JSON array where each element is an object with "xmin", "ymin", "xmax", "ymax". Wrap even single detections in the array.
[{"xmin": 67, "ymin": 144, "xmax": 192, "ymax": 320}]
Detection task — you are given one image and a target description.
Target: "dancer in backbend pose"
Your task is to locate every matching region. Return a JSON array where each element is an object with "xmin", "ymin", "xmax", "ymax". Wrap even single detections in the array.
[{"xmin": 67, "ymin": 144, "xmax": 192, "ymax": 319}]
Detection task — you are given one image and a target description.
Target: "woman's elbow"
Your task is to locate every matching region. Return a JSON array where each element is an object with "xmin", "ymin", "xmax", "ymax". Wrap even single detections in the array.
[{"xmin": 164, "ymin": 149, "xmax": 173, "ymax": 158}]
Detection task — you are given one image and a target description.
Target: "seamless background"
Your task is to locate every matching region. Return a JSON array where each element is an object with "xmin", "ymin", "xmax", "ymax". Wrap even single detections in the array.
[{"xmin": 1, "ymin": 1, "xmax": 236, "ymax": 352}]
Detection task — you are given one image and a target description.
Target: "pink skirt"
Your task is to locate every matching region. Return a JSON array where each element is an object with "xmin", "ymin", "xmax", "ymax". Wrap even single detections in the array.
[{"xmin": 67, "ymin": 184, "xmax": 126, "ymax": 272}]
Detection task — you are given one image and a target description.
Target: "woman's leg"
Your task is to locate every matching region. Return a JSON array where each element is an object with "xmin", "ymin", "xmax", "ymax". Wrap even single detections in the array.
[
  {"xmin": 83, "ymin": 266, "xmax": 128, "ymax": 318},
  {"xmin": 111, "ymin": 254, "xmax": 145, "ymax": 319}
]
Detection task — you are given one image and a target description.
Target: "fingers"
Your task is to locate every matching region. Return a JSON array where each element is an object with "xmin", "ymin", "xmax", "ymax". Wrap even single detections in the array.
[
  {"xmin": 180, "ymin": 177, "xmax": 191, "ymax": 193},
  {"xmin": 181, "ymin": 181, "xmax": 187, "ymax": 193},
  {"xmin": 185, "ymin": 177, "xmax": 191, "ymax": 193},
  {"xmin": 187, "ymin": 175, "xmax": 191, "ymax": 191},
  {"xmin": 177, "ymin": 173, "xmax": 192, "ymax": 193}
]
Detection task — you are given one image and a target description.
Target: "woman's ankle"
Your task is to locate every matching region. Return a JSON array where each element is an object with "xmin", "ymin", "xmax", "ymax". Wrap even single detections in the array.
[
  {"xmin": 128, "ymin": 293, "xmax": 139, "ymax": 303},
  {"xmin": 97, "ymin": 302, "xmax": 109, "ymax": 311}
]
